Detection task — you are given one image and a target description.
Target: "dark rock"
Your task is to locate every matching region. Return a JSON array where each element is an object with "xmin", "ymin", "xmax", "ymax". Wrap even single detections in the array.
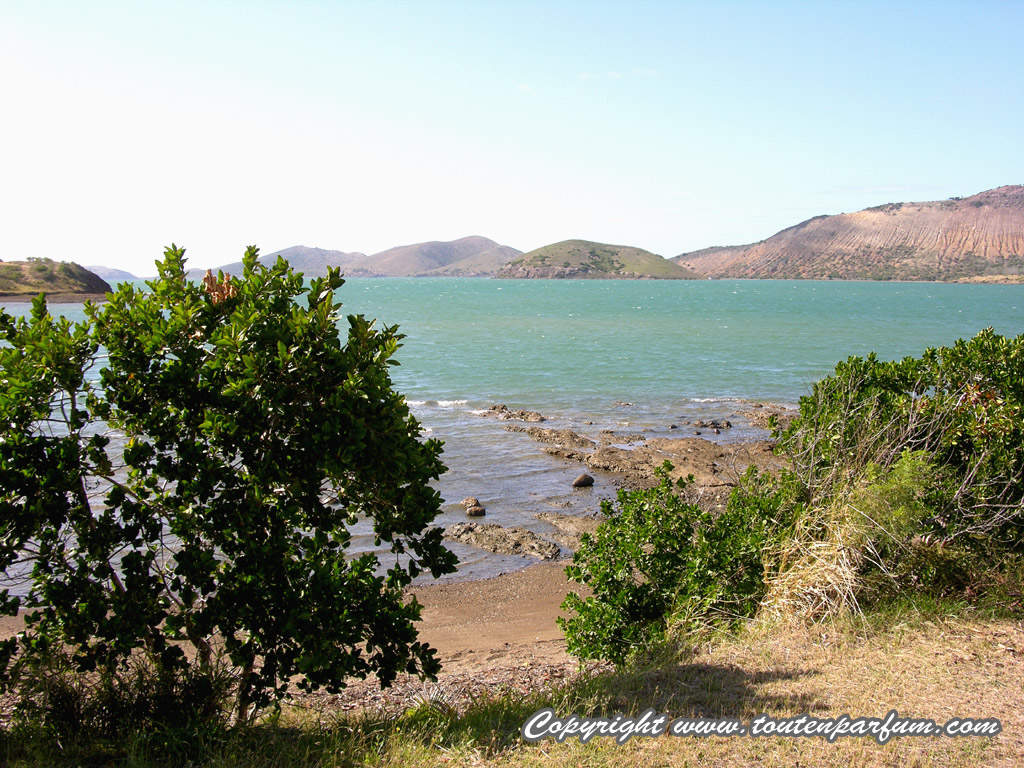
[
  {"xmin": 572, "ymin": 473, "xmax": 595, "ymax": 488},
  {"xmin": 691, "ymin": 419, "xmax": 732, "ymax": 429},
  {"xmin": 466, "ymin": 505, "xmax": 486, "ymax": 517}
]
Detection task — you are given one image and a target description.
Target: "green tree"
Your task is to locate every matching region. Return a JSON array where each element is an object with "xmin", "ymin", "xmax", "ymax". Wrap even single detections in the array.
[{"xmin": 0, "ymin": 246, "xmax": 457, "ymax": 722}]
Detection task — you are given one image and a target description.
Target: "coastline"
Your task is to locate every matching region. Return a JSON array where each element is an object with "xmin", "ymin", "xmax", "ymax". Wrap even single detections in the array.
[{"xmin": 0, "ymin": 292, "xmax": 109, "ymax": 305}]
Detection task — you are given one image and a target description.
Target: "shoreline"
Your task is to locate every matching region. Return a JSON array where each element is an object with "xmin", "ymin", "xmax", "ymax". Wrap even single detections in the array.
[{"xmin": 0, "ymin": 292, "xmax": 109, "ymax": 305}]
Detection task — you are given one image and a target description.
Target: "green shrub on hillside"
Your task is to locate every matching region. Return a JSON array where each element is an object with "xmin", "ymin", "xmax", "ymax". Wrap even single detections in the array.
[{"xmin": 763, "ymin": 328, "xmax": 1024, "ymax": 615}]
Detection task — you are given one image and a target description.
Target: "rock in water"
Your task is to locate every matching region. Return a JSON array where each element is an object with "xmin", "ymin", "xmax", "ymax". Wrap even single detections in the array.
[{"xmin": 572, "ymin": 473, "xmax": 595, "ymax": 488}]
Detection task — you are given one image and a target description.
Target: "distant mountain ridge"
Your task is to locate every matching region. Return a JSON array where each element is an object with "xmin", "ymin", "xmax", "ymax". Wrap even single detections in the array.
[
  {"xmin": 86, "ymin": 265, "xmax": 138, "ymax": 282},
  {"xmin": 344, "ymin": 236, "xmax": 521, "ymax": 277},
  {"xmin": 193, "ymin": 236, "xmax": 521, "ymax": 279},
  {"xmin": 674, "ymin": 186, "xmax": 1024, "ymax": 281},
  {"xmin": 497, "ymin": 240, "xmax": 698, "ymax": 279}
]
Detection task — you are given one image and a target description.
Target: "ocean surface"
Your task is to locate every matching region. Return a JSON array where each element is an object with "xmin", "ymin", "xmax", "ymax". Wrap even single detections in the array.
[{"xmin": 5, "ymin": 278, "xmax": 1023, "ymax": 582}]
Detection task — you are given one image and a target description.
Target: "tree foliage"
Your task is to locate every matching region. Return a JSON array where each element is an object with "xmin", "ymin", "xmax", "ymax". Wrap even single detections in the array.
[{"xmin": 0, "ymin": 246, "xmax": 457, "ymax": 722}]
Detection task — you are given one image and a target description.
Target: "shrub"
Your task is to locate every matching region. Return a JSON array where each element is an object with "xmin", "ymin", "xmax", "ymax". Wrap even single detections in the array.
[
  {"xmin": 778, "ymin": 328, "xmax": 1024, "ymax": 551},
  {"xmin": 559, "ymin": 463, "xmax": 800, "ymax": 665},
  {"xmin": 762, "ymin": 329, "xmax": 1024, "ymax": 618},
  {"xmin": 0, "ymin": 245, "xmax": 457, "ymax": 724}
]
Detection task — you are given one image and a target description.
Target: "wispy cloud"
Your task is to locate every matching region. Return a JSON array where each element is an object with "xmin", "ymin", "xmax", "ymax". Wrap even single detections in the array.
[
  {"xmin": 608, "ymin": 71, "xmax": 623, "ymax": 80},
  {"xmin": 632, "ymin": 67, "xmax": 658, "ymax": 77},
  {"xmin": 516, "ymin": 83, "xmax": 534, "ymax": 93},
  {"xmin": 578, "ymin": 71, "xmax": 594, "ymax": 81}
]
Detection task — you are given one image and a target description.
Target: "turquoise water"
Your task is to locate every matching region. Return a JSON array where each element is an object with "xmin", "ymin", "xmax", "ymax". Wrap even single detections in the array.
[
  {"xmin": 5, "ymin": 279, "xmax": 1023, "ymax": 580},
  {"xmin": 335, "ymin": 278, "xmax": 1023, "ymax": 408}
]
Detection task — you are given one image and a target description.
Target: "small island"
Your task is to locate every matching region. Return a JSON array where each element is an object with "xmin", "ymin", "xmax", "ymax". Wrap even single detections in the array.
[
  {"xmin": 0, "ymin": 258, "xmax": 112, "ymax": 302},
  {"xmin": 496, "ymin": 239, "xmax": 699, "ymax": 279}
]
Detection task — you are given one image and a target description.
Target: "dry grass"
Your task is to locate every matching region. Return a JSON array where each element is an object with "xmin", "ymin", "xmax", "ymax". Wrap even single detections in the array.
[
  {"xmin": 6, "ymin": 611, "xmax": 1020, "ymax": 767},
  {"xmin": 348, "ymin": 613, "xmax": 1024, "ymax": 768}
]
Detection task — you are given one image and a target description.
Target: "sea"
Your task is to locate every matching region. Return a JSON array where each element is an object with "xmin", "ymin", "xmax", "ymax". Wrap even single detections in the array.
[{"xmin": 5, "ymin": 278, "xmax": 1023, "ymax": 582}]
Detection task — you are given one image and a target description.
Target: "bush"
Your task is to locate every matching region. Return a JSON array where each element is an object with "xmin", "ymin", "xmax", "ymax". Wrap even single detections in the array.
[
  {"xmin": 0, "ymin": 245, "xmax": 457, "ymax": 724},
  {"xmin": 559, "ymin": 463, "xmax": 800, "ymax": 665},
  {"xmin": 761, "ymin": 329, "xmax": 1024, "ymax": 617},
  {"xmin": 562, "ymin": 330, "xmax": 1024, "ymax": 661},
  {"xmin": 778, "ymin": 328, "xmax": 1024, "ymax": 552}
]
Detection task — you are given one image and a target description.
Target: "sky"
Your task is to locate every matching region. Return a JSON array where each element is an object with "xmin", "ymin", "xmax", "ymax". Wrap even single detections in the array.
[{"xmin": 2, "ymin": 0, "xmax": 1023, "ymax": 274}]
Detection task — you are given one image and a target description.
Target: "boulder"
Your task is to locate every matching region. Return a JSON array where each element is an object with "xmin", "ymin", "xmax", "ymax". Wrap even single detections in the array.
[
  {"xmin": 572, "ymin": 473, "xmax": 595, "ymax": 488},
  {"xmin": 466, "ymin": 505, "xmax": 486, "ymax": 517}
]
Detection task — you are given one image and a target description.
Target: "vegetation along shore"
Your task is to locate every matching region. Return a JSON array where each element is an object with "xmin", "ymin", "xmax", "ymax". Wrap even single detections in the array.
[{"xmin": 0, "ymin": 247, "xmax": 1021, "ymax": 767}]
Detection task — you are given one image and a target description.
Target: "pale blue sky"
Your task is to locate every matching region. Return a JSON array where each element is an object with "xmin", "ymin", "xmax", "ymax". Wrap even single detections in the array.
[{"xmin": 2, "ymin": 0, "xmax": 1022, "ymax": 273}]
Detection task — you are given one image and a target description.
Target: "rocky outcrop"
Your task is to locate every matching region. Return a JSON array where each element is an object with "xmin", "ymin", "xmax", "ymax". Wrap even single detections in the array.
[
  {"xmin": 739, "ymin": 403, "xmax": 798, "ymax": 431},
  {"xmin": 508, "ymin": 419, "xmax": 786, "ymax": 492},
  {"xmin": 481, "ymin": 404, "xmax": 546, "ymax": 422},
  {"xmin": 443, "ymin": 522, "xmax": 561, "ymax": 560},
  {"xmin": 535, "ymin": 512, "xmax": 603, "ymax": 551},
  {"xmin": 503, "ymin": 425, "xmax": 595, "ymax": 448}
]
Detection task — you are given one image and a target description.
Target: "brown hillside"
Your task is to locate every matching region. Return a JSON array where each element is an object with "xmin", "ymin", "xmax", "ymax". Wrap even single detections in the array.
[{"xmin": 675, "ymin": 186, "xmax": 1024, "ymax": 281}]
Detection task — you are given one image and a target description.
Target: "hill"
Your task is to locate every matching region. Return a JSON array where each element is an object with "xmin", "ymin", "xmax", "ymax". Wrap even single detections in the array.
[
  {"xmin": 674, "ymin": 186, "xmax": 1024, "ymax": 281},
  {"xmin": 344, "ymin": 236, "xmax": 521, "ymax": 277},
  {"xmin": 198, "ymin": 237, "xmax": 520, "ymax": 278},
  {"xmin": 86, "ymin": 265, "xmax": 139, "ymax": 283},
  {"xmin": 0, "ymin": 258, "xmax": 112, "ymax": 296},
  {"xmin": 191, "ymin": 245, "xmax": 368, "ymax": 280},
  {"xmin": 497, "ymin": 240, "xmax": 699, "ymax": 279}
]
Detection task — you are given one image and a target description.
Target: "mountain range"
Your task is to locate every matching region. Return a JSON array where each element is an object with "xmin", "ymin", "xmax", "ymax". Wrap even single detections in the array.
[
  {"xmin": 78, "ymin": 185, "xmax": 1024, "ymax": 284},
  {"xmin": 188, "ymin": 236, "xmax": 522, "ymax": 280}
]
